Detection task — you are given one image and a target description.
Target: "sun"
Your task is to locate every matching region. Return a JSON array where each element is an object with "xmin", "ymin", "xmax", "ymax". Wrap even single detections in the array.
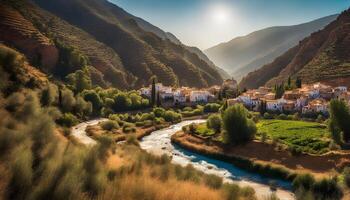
[{"xmin": 211, "ymin": 5, "xmax": 230, "ymax": 24}]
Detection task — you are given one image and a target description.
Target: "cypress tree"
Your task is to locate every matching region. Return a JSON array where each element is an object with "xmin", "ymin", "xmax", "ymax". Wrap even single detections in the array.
[
  {"xmin": 151, "ymin": 77, "xmax": 156, "ymax": 106},
  {"xmin": 156, "ymin": 91, "xmax": 161, "ymax": 107}
]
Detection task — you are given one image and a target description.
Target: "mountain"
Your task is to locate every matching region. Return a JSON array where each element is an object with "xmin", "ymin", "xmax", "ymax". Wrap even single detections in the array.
[
  {"xmin": 0, "ymin": 0, "xmax": 223, "ymax": 89},
  {"xmin": 239, "ymin": 9, "xmax": 350, "ymax": 89},
  {"xmin": 105, "ymin": 1, "xmax": 230, "ymax": 80},
  {"xmin": 205, "ymin": 15, "xmax": 338, "ymax": 81}
]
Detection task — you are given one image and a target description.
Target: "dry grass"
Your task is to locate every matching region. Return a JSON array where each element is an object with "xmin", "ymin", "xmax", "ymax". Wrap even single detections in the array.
[{"xmin": 103, "ymin": 145, "xmax": 256, "ymax": 200}]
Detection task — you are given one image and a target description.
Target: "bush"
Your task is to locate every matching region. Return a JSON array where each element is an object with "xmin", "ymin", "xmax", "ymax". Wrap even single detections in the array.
[
  {"xmin": 222, "ymin": 184, "xmax": 240, "ymax": 200},
  {"xmin": 204, "ymin": 174, "xmax": 223, "ymax": 189},
  {"xmin": 203, "ymin": 103, "xmax": 221, "ymax": 113},
  {"xmin": 163, "ymin": 110, "xmax": 182, "ymax": 123},
  {"xmin": 292, "ymin": 174, "xmax": 315, "ymax": 191},
  {"xmin": 312, "ymin": 178, "xmax": 343, "ymax": 200},
  {"xmin": 56, "ymin": 113, "xmax": 79, "ymax": 127},
  {"xmin": 263, "ymin": 112, "xmax": 273, "ymax": 119},
  {"xmin": 100, "ymin": 120, "xmax": 119, "ymax": 131},
  {"xmin": 206, "ymin": 114, "xmax": 222, "ymax": 133},
  {"xmin": 153, "ymin": 107, "xmax": 165, "ymax": 118},
  {"xmin": 222, "ymin": 104, "xmax": 256, "ymax": 144},
  {"xmin": 126, "ymin": 135, "xmax": 139, "ymax": 146},
  {"xmin": 260, "ymin": 132, "xmax": 267, "ymax": 142},
  {"xmin": 343, "ymin": 167, "xmax": 350, "ymax": 188},
  {"xmin": 278, "ymin": 114, "xmax": 288, "ymax": 120}
]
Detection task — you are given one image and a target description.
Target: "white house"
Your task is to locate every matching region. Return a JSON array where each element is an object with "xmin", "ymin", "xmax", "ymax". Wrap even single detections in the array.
[
  {"xmin": 302, "ymin": 98, "xmax": 328, "ymax": 114},
  {"xmin": 140, "ymin": 87, "xmax": 151, "ymax": 97},
  {"xmin": 237, "ymin": 95, "xmax": 253, "ymax": 107},
  {"xmin": 190, "ymin": 91, "xmax": 211, "ymax": 102},
  {"xmin": 296, "ymin": 95, "xmax": 308, "ymax": 110},
  {"xmin": 266, "ymin": 100, "xmax": 282, "ymax": 112}
]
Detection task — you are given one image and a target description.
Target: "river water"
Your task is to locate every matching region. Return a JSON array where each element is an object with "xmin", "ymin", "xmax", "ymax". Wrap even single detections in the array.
[
  {"xmin": 72, "ymin": 119, "xmax": 295, "ymax": 199},
  {"xmin": 139, "ymin": 120, "xmax": 295, "ymax": 200}
]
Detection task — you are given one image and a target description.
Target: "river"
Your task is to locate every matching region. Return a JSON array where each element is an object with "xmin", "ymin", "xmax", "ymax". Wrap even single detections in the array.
[{"xmin": 72, "ymin": 119, "xmax": 295, "ymax": 200}]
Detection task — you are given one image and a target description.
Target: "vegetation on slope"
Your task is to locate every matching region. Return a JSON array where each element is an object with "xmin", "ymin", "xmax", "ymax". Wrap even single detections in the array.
[{"xmin": 32, "ymin": 0, "xmax": 223, "ymax": 88}]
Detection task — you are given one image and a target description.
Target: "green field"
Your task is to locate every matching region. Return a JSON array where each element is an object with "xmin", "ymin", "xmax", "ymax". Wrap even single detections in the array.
[{"xmin": 257, "ymin": 120, "xmax": 331, "ymax": 154}]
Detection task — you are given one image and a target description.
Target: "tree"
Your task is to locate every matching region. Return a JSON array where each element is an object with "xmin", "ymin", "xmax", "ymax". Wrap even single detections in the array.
[
  {"xmin": 41, "ymin": 84, "xmax": 58, "ymax": 106},
  {"xmin": 156, "ymin": 91, "xmax": 161, "ymax": 107},
  {"xmin": 221, "ymin": 104, "xmax": 256, "ymax": 144},
  {"xmin": 296, "ymin": 77, "xmax": 302, "ymax": 88},
  {"xmin": 329, "ymin": 99, "xmax": 350, "ymax": 143},
  {"xmin": 287, "ymin": 76, "xmax": 292, "ymax": 88},
  {"xmin": 275, "ymin": 83, "xmax": 285, "ymax": 99},
  {"xmin": 66, "ymin": 69, "xmax": 91, "ymax": 93},
  {"xmin": 151, "ymin": 77, "xmax": 156, "ymax": 106},
  {"xmin": 259, "ymin": 100, "xmax": 267, "ymax": 115},
  {"xmin": 113, "ymin": 93, "xmax": 131, "ymax": 112},
  {"xmin": 61, "ymin": 88, "xmax": 76, "ymax": 113},
  {"xmin": 207, "ymin": 114, "xmax": 222, "ymax": 133},
  {"xmin": 82, "ymin": 90, "xmax": 103, "ymax": 115}
]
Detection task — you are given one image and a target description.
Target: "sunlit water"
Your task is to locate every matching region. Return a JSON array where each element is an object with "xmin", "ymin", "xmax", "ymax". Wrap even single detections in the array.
[
  {"xmin": 140, "ymin": 120, "xmax": 295, "ymax": 200},
  {"xmin": 73, "ymin": 119, "xmax": 295, "ymax": 199}
]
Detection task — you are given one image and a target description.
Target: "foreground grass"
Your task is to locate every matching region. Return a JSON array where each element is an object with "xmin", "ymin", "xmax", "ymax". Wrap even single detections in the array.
[
  {"xmin": 106, "ymin": 144, "xmax": 258, "ymax": 200},
  {"xmin": 257, "ymin": 120, "xmax": 331, "ymax": 154}
]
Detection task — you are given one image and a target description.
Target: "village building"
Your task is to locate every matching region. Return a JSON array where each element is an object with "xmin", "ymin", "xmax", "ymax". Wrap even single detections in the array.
[
  {"xmin": 266, "ymin": 100, "xmax": 282, "ymax": 112},
  {"xmin": 302, "ymin": 98, "xmax": 328, "ymax": 114},
  {"xmin": 283, "ymin": 90, "xmax": 301, "ymax": 100},
  {"xmin": 264, "ymin": 92, "xmax": 276, "ymax": 100},
  {"xmin": 282, "ymin": 100, "xmax": 296, "ymax": 112},
  {"xmin": 189, "ymin": 90, "xmax": 212, "ymax": 103}
]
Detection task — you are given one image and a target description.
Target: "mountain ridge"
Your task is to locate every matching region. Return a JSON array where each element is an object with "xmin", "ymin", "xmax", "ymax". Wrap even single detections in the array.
[
  {"xmin": 205, "ymin": 14, "xmax": 338, "ymax": 80},
  {"xmin": 239, "ymin": 8, "xmax": 350, "ymax": 89}
]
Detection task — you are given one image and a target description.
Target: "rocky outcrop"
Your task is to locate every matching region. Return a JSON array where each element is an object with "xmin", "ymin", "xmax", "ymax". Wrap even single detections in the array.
[{"xmin": 0, "ymin": 4, "xmax": 58, "ymax": 70}]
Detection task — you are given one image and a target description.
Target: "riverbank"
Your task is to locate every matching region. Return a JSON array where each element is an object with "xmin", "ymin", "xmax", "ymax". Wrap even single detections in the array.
[{"xmin": 171, "ymin": 131, "xmax": 350, "ymax": 179}]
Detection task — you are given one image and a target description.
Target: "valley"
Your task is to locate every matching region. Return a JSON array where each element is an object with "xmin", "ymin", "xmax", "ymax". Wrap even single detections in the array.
[{"xmin": 0, "ymin": 0, "xmax": 350, "ymax": 200}]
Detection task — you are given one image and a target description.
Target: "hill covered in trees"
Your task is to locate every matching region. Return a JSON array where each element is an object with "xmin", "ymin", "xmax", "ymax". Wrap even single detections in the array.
[
  {"xmin": 240, "ymin": 9, "xmax": 350, "ymax": 89},
  {"xmin": 205, "ymin": 15, "xmax": 337, "ymax": 81},
  {"xmin": 0, "ymin": 0, "xmax": 224, "ymax": 89}
]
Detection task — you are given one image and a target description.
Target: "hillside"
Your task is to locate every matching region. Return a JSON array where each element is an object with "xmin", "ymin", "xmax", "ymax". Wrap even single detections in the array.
[
  {"xmin": 205, "ymin": 15, "xmax": 338, "ymax": 80},
  {"xmin": 104, "ymin": 1, "xmax": 230, "ymax": 80},
  {"xmin": 239, "ymin": 9, "xmax": 350, "ymax": 89},
  {"xmin": 31, "ymin": 0, "xmax": 223, "ymax": 88}
]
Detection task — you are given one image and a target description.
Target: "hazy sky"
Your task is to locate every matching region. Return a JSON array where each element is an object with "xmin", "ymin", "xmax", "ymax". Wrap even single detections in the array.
[{"xmin": 109, "ymin": 0, "xmax": 349, "ymax": 49}]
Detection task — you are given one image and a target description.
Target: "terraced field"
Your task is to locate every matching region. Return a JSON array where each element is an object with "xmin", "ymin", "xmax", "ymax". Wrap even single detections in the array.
[{"xmin": 257, "ymin": 120, "xmax": 331, "ymax": 154}]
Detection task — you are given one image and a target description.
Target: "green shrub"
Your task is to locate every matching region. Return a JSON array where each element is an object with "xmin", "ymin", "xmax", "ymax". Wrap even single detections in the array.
[
  {"xmin": 135, "ymin": 121, "xmax": 144, "ymax": 127},
  {"xmin": 203, "ymin": 103, "xmax": 221, "ymax": 113},
  {"xmin": 100, "ymin": 120, "xmax": 119, "ymax": 131},
  {"xmin": 278, "ymin": 114, "xmax": 288, "ymax": 120},
  {"xmin": 56, "ymin": 113, "xmax": 79, "ymax": 127},
  {"xmin": 153, "ymin": 107, "xmax": 165, "ymax": 117},
  {"xmin": 263, "ymin": 112, "xmax": 273, "ymax": 119},
  {"xmin": 222, "ymin": 104, "xmax": 256, "ymax": 144},
  {"xmin": 204, "ymin": 174, "xmax": 223, "ymax": 189},
  {"xmin": 163, "ymin": 110, "xmax": 182, "ymax": 123},
  {"xmin": 222, "ymin": 183, "xmax": 240, "ymax": 200},
  {"xmin": 126, "ymin": 135, "xmax": 139, "ymax": 146},
  {"xmin": 292, "ymin": 174, "xmax": 315, "ymax": 191},
  {"xmin": 312, "ymin": 178, "xmax": 343, "ymax": 200},
  {"xmin": 343, "ymin": 167, "xmax": 350, "ymax": 188},
  {"xmin": 207, "ymin": 114, "xmax": 222, "ymax": 133},
  {"xmin": 182, "ymin": 107, "xmax": 193, "ymax": 112}
]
